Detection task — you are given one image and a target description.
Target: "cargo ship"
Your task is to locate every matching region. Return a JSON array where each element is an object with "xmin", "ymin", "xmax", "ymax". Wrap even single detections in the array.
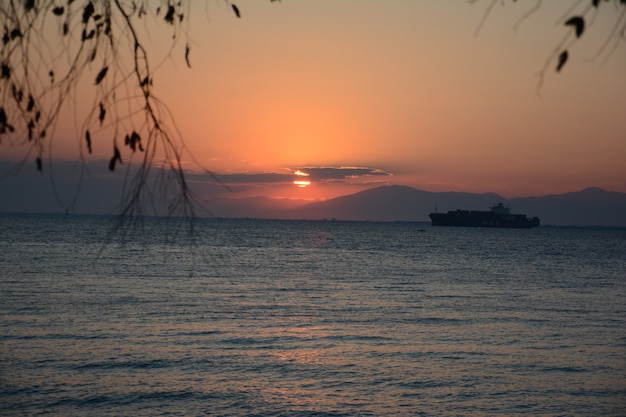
[{"xmin": 429, "ymin": 203, "xmax": 540, "ymax": 228}]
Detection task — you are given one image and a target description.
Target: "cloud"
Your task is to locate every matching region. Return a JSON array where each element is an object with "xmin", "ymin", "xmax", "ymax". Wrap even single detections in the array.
[
  {"xmin": 200, "ymin": 172, "xmax": 292, "ymax": 184},
  {"xmin": 290, "ymin": 167, "xmax": 392, "ymax": 182},
  {"xmin": 190, "ymin": 166, "xmax": 393, "ymax": 185}
]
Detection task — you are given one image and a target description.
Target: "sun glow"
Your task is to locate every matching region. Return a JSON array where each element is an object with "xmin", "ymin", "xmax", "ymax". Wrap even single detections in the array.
[{"xmin": 293, "ymin": 170, "xmax": 311, "ymax": 188}]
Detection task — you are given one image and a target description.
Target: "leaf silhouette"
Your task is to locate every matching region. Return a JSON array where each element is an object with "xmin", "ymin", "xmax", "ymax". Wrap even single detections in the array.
[
  {"xmin": 0, "ymin": 107, "xmax": 14, "ymax": 134},
  {"xmin": 556, "ymin": 50, "xmax": 568, "ymax": 72},
  {"xmin": 95, "ymin": 66, "xmax": 108, "ymax": 85},
  {"xmin": 592, "ymin": 0, "xmax": 600, "ymax": 7},
  {"xmin": 165, "ymin": 5, "xmax": 175, "ymax": 24},
  {"xmin": 82, "ymin": 29, "xmax": 95, "ymax": 41},
  {"xmin": 36, "ymin": 157, "xmax": 42, "ymax": 172},
  {"xmin": 52, "ymin": 6, "xmax": 64, "ymax": 16},
  {"xmin": 85, "ymin": 130, "xmax": 92, "ymax": 154},
  {"xmin": 27, "ymin": 94, "xmax": 34, "ymax": 112},
  {"xmin": 565, "ymin": 16, "xmax": 585, "ymax": 38},
  {"xmin": 99, "ymin": 102, "xmax": 106, "ymax": 125},
  {"xmin": 28, "ymin": 120, "xmax": 34, "ymax": 140},
  {"xmin": 82, "ymin": 2, "xmax": 95, "ymax": 24},
  {"xmin": 11, "ymin": 85, "xmax": 23, "ymax": 102},
  {"xmin": 185, "ymin": 43, "xmax": 191, "ymax": 68},
  {"xmin": 1, "ymin": 63, "xmax": 9, "ymax": 79},
  {"xmin": 128, "ymin": 131, "xmax": 141, "ymax": 152},
  {"xmin": 232, "ymin": 4, "xmax": 241, "ymax": 18},
  {"xmin": 109, "ymin": 145, "xmax": 122, "ymax": 171}
]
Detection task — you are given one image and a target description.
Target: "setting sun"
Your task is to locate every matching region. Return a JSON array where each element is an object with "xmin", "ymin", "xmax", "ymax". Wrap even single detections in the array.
[{"xmin": 294, "ymin": 170, "xmax": 311, "ymax": 188}]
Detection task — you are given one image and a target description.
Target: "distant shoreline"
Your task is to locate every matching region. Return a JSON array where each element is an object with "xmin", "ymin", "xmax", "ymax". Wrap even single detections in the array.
[{"xmin": 3, "ymin": 211, "xmax": 626, "ymax": 230}]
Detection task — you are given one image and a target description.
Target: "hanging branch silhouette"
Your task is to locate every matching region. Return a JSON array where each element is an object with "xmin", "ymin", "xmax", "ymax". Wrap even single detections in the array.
[
  {"xmin": 0, "ymin": 0, "xmax": 250, "ymax": 218},
  {"xmin": 472, "ymin": 0, "xmax": 626, "ymax": 93}
]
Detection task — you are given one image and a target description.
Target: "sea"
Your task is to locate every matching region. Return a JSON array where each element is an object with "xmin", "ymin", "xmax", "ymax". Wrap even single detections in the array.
[{"xmin": 1, "ymin": 212, "xmax": 625, "ymax": 416}]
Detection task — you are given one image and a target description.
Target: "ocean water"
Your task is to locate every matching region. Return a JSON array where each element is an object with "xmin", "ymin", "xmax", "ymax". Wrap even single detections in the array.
[{"xmin": 1, "ymin": 213, "xmax": 625, "ymax": 416}]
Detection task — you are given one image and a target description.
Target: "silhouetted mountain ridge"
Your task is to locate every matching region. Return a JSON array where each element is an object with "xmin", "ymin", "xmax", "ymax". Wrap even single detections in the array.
[{"xmin": 286, "ymin": 185, "xmax": 626, "ymax": 226}]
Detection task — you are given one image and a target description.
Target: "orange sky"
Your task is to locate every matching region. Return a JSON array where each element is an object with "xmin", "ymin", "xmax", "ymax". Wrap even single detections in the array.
[{"xmin": 4, "ymin": 1, "xmax": 626, "ymax": 204}]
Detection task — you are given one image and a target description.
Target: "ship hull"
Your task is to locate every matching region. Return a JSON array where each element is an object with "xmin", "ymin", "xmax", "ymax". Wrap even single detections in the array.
[{"xmin": 429, "ymin": 210, "xmax": 540, "ymax": 228}]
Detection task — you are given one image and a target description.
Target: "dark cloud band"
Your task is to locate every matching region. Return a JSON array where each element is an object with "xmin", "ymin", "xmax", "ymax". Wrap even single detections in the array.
[
  {"xmin": 205, "ymin": 166, "xmax": 392, "ymax": 185},
  {"xmin": 290, "ymin": 167, "xmax": 391, "ymax": 181}
]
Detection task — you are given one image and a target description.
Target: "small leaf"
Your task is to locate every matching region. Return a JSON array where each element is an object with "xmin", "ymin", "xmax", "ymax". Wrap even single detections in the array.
[
  {"xmin": 82, "ymin": 29, "xmax": 95, "ymax": 40},
  {"xmin": 164, "ymin": 5, "xmax": 175, "ymax": 24},
  {"xmin": 10, "ymin": 28, "xmax": 22, "ymax": 39},
  {"xmin": 82, "ymin": 2, "xmax": 94, "ymax": 24},
  {"xmin": 592, "ymin": 0, "xmax": 600, "ymax": 7},
  {"xmin": 98, "ymin": 102, "xmax": 105, "ymax": 125},
  {"xmin": 556, "ymin": 50, "xmax": 568, "ymax": 72},
  {"xmin": 109, "ymin": 145, "xmax": 122, "ymax": 171},
  {"xmin": 1, "ymin": 63, "xmax": 10, "ymax": 79},
  {"xmin": 565, "ymin": 16, "xmax": 585, "ymax": 38},
  {"xmin": 85, "ymin": 130, "xmax": 92, "ymax": 154},
  {"xmin": 27, "ymin": 94, "xmax": 35, "ymax": 112},
  {"xmin": 52, "ymin": 6, "xmax": 64, "ymax": 16},
  {"xmin": 232, "ymin": 4, "xmax": 241, "ymax": 18},
  {"xmin": 185, "ymin": 43, "xmax": 191, "ymax": 68},
  {"xmin": 95, "ymin": 66, "xmax": 108, "ymax": 85},
  {"xmin": 130, "ymin": 131, "xmax": 141, "ymax": 152},
  {"xmin": 11, "ymin": 85, "xmax": 22, "ymax": 102},
  {"xmin": 36, "ymin": 157, "xmax": 42, "ymax": 172},
  {"xmin": 25, "ymin": 0, "xmax": 35, "ymax": 12}
]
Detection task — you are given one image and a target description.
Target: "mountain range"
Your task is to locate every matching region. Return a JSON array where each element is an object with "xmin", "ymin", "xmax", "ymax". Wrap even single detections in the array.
[
  {"xmin": 208, "ymin": 185, "xmax": 626, "ymax": 227},
  {"xmin": 2, "ymin": 160, "xmax": 625, "ymax": 226}
]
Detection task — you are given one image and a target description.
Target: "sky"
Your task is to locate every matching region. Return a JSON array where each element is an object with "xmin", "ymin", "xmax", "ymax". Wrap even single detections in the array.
[{"xmin": 2, "ymin": 0, "xmax": 626, "ymax": 211}]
